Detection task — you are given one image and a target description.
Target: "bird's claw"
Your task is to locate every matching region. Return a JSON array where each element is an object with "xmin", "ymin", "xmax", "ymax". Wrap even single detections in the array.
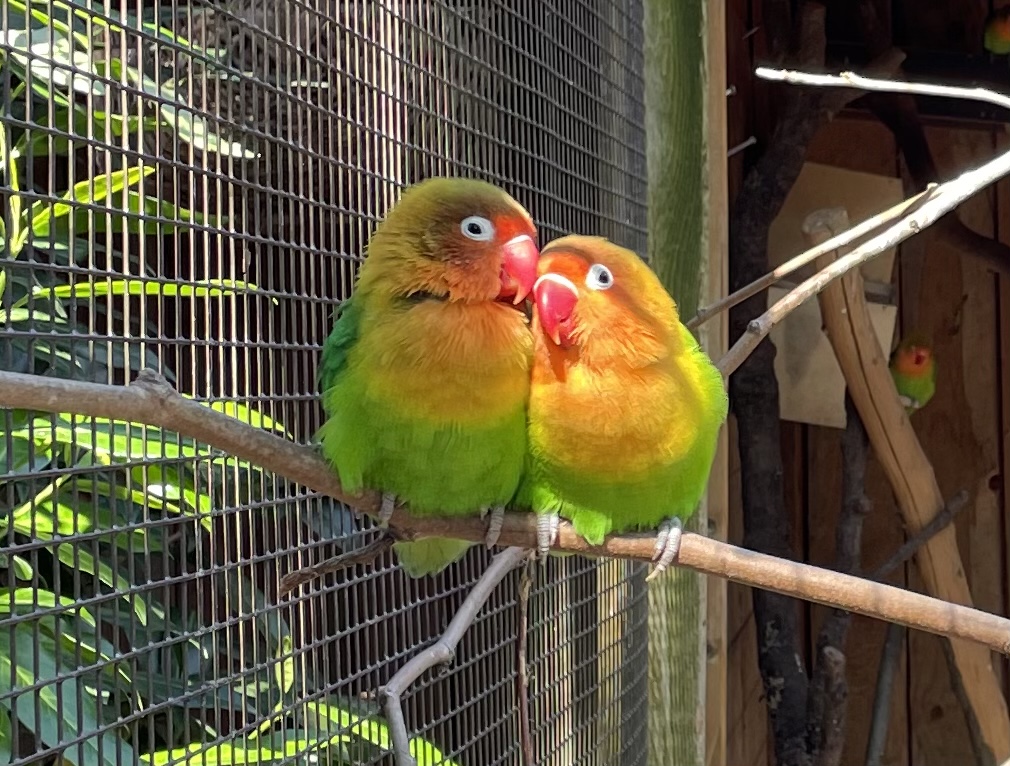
[
  {"xmin": 482, "ymin": 505, "xmax": 506, "ymax": 548},
  {"xmin": 536, "ymin": 513, "xmax": 560, "ymax": 562},
  {"xmin": 378, "ymin": 493, "xmax": 398, "ymax": 527},
  {"xmin": 646, "ymin": 517, "xmax": 683, "ymax": 582}
]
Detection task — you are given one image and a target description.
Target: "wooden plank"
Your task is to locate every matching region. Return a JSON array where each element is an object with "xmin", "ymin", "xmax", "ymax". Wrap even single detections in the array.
[
  {"xmin": 901, "ymin": 124, "xmax": 1009, "ymax": 766},
  {"xmin": 805, "ymin": 115, "xmax": 911, "ymax": 766},
  {"xmin": 806, "ymin": 193, "xmax": 1010, "ymax": 765},
  {"xmin": 996, "ymin": 128, "xmax": 1010, "ymax": 700},
  {"xmin": 725, "ymin": 418, "xmax": 771, "ymax": 766},
  {"xmin": 702, "ymin": 0, "xmax": 730, "ymax": 762}
]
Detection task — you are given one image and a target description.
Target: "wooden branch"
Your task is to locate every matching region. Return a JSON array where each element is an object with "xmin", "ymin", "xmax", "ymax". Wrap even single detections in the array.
[
  {"xmin": 379, "ymin": 547, "xmax": 529, "ymax": 766},
  {"xmin": 864, "ymin": 622, "xmax": 905, "ymax": 766},
  {"xmin": 1, "ymin": 369, "xmax": 1010, "ymax": 654},
  {"xmin": 688, "ymin": 186, "xmax": 936, "ymax": 331},
  {"xmin": 870, "ymin": 490, "xmax": 969, "ymax": 582},
  {"xmin": 516, "ymin": 559, "xmax": 534, "ymax": 766},
  {"xmin": 802, "ymin": 207, "xmax": 1010, "ymax": 761},
  {"xmin": 756, "ymin": 67, "xmax": 1010, "ymax": 112},
  {"xmin": 719, "ymin": 142, "xmax": 1010, "ymax": 378},
  {"xmin": 726, "ymin": 16, "xmax": 902, "ymax": 766},
  {"xmin": 277, "ymin": 536, "xmax": 394, "ymax": 595}
]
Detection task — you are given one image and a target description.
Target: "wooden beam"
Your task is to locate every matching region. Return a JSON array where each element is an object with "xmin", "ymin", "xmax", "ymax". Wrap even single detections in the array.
[
  {"xmin": 804, "ymin": 207, "xmax": 1010, "ymax": 764},
  {"xmin": 703, "ymin": 0, "xmax": 730, "ymax": 763}
]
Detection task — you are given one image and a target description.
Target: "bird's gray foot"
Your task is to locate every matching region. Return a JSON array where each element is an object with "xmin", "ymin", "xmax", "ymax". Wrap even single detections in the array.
[
  {"xmin": 646, "ymin": 517, "xmax": 684, "ymax": 582},
  {"xmin": 536, "ymin": 513, "xmax": 560, "ymax": 561},
  {"xmin": 482, "ymin": 505, "xmax": 506, "ymax": 548},
  {"xmin": 378, "ymin": 493, "xmax": 398, "ymax": 527}
]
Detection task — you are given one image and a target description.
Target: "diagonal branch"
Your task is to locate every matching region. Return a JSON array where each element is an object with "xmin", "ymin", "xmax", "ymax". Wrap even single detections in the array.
[
  {"xmin": 1, "ymin": 369, "xmax": 1009, "ymax": 653},
  {"xmin": 379, "ymin": 546, "xmax": 529, "ymax": 766}
]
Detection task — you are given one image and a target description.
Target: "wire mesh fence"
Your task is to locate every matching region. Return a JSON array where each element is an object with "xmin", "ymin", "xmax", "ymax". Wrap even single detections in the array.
[{"xmin": 0, "ymin": 0, "xmax": 650, "ymax": 764}]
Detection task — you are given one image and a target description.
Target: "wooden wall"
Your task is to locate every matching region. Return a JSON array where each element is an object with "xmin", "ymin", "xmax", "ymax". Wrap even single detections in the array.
[{"xmin": 723, "ymin": 3, "xmax": 1010, "ymax": 764}]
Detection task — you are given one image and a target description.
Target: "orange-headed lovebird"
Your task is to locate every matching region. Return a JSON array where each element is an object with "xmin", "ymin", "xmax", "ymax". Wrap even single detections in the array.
[
  {"xmin": 888, "ymin": 334, "xmax": 936, "ymax": 414},
  {"xmin": 985, "ymin": 7, "xmax": 1010, "ymax": 55},
  {"xmin": 519, "ymin": 235, "xmax": 728, "ymax": 577},
  {"xmin": 317, "ymin": 177, "xmax": 540, "ymax": 577}
]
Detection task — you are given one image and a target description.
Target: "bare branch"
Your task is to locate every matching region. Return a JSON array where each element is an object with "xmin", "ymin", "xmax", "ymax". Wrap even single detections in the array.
[
  {"xmin": 870, "ymin": 490, "xmax": 970, "ymax": 582},
  {"xmin": 687, "ymin": 186, "xmax": 937, "ymax": 331},
  {"xmin": 864, "ymin": 622, "xmax": 904, "ymax": 766},
  {"xmin": 516, "ymin": 559, "xmax": 534, "ymax": 766},
  {"xmin": 278, "ymin": 535, "xmax": 395, "ymax": 596},
  {"xmin": 380, "ymin": 547, "xmax": 529, "ymax": 766},
  {"xmin": 1, "ymin": 370, "xmax": 1010, "ymax": 653},
  {"xmin": 755, "ymin": 67, "xmax": 1010, "ymax": 113},
  {"xmin": 718, "ymin": 145, "xmax": 1010, "ymax": 378}
]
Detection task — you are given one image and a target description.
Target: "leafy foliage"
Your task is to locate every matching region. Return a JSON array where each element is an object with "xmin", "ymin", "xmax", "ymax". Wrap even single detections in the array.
[{"xmin": 0, "ymin": 1, "xmax": 446, "ymax": 765}]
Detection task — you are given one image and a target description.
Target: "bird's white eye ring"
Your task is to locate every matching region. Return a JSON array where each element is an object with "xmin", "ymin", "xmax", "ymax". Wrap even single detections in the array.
[
  {"xmin": 460, "ymin": 216, "xmax": 495, "ymax": 242},
  {"xmin": 586, "ymin": 263, "xmax": 614, "ymax": 291}
]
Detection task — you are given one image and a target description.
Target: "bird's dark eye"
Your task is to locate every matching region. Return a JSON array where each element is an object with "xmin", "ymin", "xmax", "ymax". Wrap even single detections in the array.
[
  {"xmin": 586, "ymin": 263, "xmax": 614, "ymax": 291},
  {"xmin": 460, "ymin": 215, "xmax": 495, "ymax": 242}
]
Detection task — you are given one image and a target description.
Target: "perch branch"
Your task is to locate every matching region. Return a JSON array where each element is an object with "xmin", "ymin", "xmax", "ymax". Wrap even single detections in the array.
[
  {"xmin": 870, "ymin": 490, "xmax": 969, "ymax": 582},
  {"xmin": 718, "ymin": 143, "xmax": 1010, "ymax": 378},
  {"xmin": 277, "ymin": 535, "xmax": 394, "ymax": 595},
  {"xmin": 516, "ymin": 558, "xmax": 534, "ymax": 766},
  {"xmin": 1, "ymin": 370, "xmax": 1010, "ymax": 653},
  {"xmin": 802, "ymin": 206, "xmax": 1010, "ymax": 759},
  {"xmin": 755, "ymin": 67, "xmax": 1010, "ymax": 113},
  {"xmin": 379, "ymin": 546, "xmax": 529, "ymax": 766},
  {"xmin": 864, "ymin": 622, "xmax": 904, "ymax": 766},
  {"xmin": 687, "ymin": 186, "xmax": 937, "ymax": 331},
  {"xmin": 720, "ymin": 67, "xmax": 1010, "ymax": 378}
]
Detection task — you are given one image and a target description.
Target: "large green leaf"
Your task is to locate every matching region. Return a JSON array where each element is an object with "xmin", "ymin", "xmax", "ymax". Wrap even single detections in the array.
[
  {"xmin": 54, "ymin": 543, "xmax": 148, "ymax": 625},
  {"xmin": 29, "ymin": 165, "xmax": 156, "ymax": 243},
  {"xmin": 0, "ymin": 625, "xmax": 135, "ymax": 766},
  {"xmin": 25, "ymin": 277, "xmax": 265, "ymax": 305}
]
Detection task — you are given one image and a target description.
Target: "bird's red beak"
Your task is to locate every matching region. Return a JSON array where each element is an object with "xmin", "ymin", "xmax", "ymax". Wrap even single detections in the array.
[
  {"xmin": 497, "ymin": 235, "xmax": 540, "ymax": 305},
  {"xmin": 533, "ymin": 273, "xmax": 579, "ymax": 347}
]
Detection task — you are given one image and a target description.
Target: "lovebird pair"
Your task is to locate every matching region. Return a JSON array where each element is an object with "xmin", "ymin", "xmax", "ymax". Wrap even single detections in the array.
[{"xmin": 317, "ymin": 178, "xmax": 728, "ymax": 579}]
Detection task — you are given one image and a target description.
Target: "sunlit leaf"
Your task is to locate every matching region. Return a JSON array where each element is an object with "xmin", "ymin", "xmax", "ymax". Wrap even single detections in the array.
[
  {"xmin": 29, "ymin": 165, "xmax": 156, "ymax": 243},
  {"xmin": 0, "ymin": 625, "xmax": 135, "ymax": 766}
]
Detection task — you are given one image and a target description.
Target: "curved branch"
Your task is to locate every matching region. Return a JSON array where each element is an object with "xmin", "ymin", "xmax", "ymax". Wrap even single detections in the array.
[{"xmin": 0, "ymin": 370, "xmax": 1009, "ymax": 654}]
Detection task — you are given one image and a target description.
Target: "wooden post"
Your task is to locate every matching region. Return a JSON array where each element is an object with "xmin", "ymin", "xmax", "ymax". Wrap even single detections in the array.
[
  {"xmin": 804, "ymin": 207, "xmax": 1010, "ymax": 764},
  {"xmin": 702, "ymin": 0, "xmax": 730, "ymax": 764}
]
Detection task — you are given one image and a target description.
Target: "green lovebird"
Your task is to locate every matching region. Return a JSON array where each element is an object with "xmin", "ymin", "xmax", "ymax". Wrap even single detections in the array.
[
  {"xmin": 316, "ymin": 177, "xmax": 540, "ymax": 577},
  {"xmin": 985, "ymin": 8, "xmax": 1010, "ymax": 55},
  {"xmin": 518, "ymin": 236, "xmax": 728, "ymax": 578},
  {"xmin": 888, "ymin": 334, "xmax": 936, "ymax": 414}
]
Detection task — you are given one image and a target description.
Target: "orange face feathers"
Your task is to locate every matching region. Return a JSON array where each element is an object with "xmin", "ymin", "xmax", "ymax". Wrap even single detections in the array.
[
  {"xmin": 531, "ymin": 235, "xmax": 680, "ymax": 368},
  {"xmin": 891, "ymin": 341, "xmax": 934, "ymax": 378},
  {"xmin": 358, "ymin": 177, "xmax": 539, "ymax": 305}
]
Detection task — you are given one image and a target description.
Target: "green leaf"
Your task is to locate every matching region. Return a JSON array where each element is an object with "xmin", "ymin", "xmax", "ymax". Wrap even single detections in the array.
[
  {"xmin": 55, "ymin": 543, "xmax": 148, "ymax": 625},
  {"xmin": 14, "ymin": 415, "xmax": 205, "ymax": 461},
  {"xmin": 29, "ymin": 165, "xmax": 156, "ymax": 244},
  {"xmin": 198, "ymin": 400, "xmax": 288, "ymax": 436},
  {"xmin": 0, "ymin": 625, "xmax": 135, "ymax": 766},
  {"xmin": 274, "ymin": 635, "xmax": 295, "ymax": 697},
  {"xmin": 0, "ymin": 709, "xmax": 12, "ymax": 766},
  {"xmin": 26, "ymin": 277, "xmax": 264, "ymax": 305}
]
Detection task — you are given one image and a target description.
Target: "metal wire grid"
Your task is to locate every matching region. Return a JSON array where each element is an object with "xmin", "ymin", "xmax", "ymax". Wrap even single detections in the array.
[{"xmin": 0, "ymin": 0, "xmax": 649, "ymax": 764}]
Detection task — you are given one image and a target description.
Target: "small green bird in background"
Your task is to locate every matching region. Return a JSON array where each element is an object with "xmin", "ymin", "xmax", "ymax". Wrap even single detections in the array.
[
  {"xmin": 888, "ymin": 334, "xmax": 936, "ymax": 414},
  {"xmin": 520, "ymin": 235, "xmax": 728, "ymax": 578},
  {"xmin": 985, "ymin": 7, "xmax": 1010, "ymax": 55},
  {"xmin": 316, "ymin": 177, "xmax": 540, "ymax": 577}
]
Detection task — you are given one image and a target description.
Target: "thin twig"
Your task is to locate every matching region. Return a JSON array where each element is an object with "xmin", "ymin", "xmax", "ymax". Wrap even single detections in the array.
[
  {"xmin": 516, "ymin": 558, "xmax": 534, "ymax": 766},
  {"xmin": 687, "ymin": 186, "xmax": 937, "ymax": 331},
  {"xmin": 864, "ymin": 622, "xmax": 904, "ymax": 766},
  {"xmin": 869, "ymin": 490, "xmax": 970, "ymax": 581},
  {"xmin": 277, "ymin": 535, "xmax": 394, "ymax": 596},
  {"xmin": 718, "ymin": 144, "xmax": 1010, "ymax": 378},
  {"xmin": 718, "ymin": 69, "xmax": 1010, "ymax": 379},
  {"xmin": 1, "ymin": 370, "xmax": 1010, "ymax": 653},
  {"xmin": 756, "ymin": 66, "xmax": 1010, "ymax": 113},
  {"xmin": 379, "ymin": 547, "xmax": 529, "ymax": 766}
]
